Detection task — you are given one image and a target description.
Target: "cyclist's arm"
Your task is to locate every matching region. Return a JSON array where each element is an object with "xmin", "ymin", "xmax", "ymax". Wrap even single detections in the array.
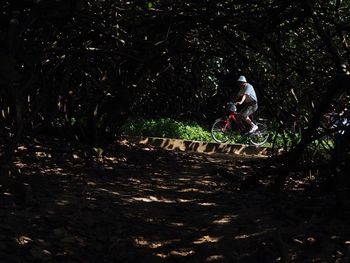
[{"xmin": 236, "ymin": 94, "xmax": 247, "ymax": 105}]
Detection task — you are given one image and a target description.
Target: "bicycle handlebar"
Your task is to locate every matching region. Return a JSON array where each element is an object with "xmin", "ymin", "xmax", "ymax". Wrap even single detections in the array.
[{"xmin": 227, "ymin": 101, "xmax": 237, "ymax": 112}]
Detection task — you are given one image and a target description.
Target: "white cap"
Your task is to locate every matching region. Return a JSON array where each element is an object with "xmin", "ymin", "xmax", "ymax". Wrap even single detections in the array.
[{"xmin": 237, "ymin": 75, "xmax": 247, "ymax": 82}]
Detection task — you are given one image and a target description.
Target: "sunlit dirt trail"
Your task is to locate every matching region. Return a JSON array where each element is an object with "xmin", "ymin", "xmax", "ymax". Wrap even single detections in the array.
[{"xmin": 1, "ymin": 138, "xmax": 349, "ymax": 262}]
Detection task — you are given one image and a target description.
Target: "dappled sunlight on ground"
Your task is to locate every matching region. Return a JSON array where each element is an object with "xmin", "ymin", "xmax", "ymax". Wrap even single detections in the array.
[{"xmin": 1, "ymin": 137, "xmax": 350, "ymax": 262}]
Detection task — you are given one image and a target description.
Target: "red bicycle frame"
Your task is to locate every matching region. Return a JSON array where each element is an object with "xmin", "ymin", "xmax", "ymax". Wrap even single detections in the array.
[{"xmin": 224, "ymin": 109, "xmax": 248, "ymax": 133}]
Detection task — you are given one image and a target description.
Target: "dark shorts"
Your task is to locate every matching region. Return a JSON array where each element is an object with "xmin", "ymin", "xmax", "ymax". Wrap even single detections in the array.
[{"xmin": 240, "ymin": 101, "xmax": 258, "ymax": 118}]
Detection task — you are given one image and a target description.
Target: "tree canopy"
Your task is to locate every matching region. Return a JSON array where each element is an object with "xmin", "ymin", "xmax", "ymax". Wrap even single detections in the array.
[{"xmin": 1, "ymin": 0, "xmax": 350, "ymax": 194}]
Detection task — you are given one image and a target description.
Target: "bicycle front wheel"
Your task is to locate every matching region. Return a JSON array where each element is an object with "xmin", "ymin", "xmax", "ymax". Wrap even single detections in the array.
[
  {"xmin": 211, "ymin": 118, "xmax": 231, "ymax": 143},
  {"xmin": 249, "ymin": 122, "xmax": 269, "ymax": 146}
]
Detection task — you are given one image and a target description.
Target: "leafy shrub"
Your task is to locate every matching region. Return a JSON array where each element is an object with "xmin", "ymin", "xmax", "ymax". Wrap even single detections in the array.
[{"xmin": 121, "ymin": 117, "xmax": 212, "ymax": 141}]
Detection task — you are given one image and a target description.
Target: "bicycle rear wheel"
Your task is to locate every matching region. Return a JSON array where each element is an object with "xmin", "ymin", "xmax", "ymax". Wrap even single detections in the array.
[
  {"xmin": 211, "ymin": 118, "xmax": 231, "ymax": 143},
  {"xmin": 249, "ymin": 122, "xmax": 269, "ymax": 146}
]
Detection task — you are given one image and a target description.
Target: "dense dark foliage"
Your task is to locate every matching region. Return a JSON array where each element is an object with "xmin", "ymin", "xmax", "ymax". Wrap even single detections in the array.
[{"xmin": 1, "ymin": 1, "xmax": 350, "ymax": 196}]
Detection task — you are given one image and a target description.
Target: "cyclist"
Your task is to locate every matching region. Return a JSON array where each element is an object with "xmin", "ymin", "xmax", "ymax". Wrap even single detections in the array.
[{"xmin": 233, "ymin": 75, "xmax": 258, "ymax": 133}]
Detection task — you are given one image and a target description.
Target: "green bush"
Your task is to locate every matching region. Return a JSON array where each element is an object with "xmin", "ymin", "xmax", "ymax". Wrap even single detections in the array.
[
  {"xmin": 121, "ymin": 117, "xmax": 212, "ymax": 141},
  {"xmin": 121, "ymin": 117, "xmax": 280, "ymax": 145}
]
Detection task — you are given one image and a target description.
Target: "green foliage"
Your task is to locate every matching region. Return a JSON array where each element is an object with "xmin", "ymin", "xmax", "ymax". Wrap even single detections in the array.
[
  {"xmin": 0, "ymin": 0, "xmax": 349, "ymax": 171},
  {"xmin": 121, "ymin": 117, "xmax": 212, "ymax": 141},
  {"xmin": 147, "ymin": 2, "xmax": 153, "ymax": 9},
  {"xmin": 271, "ymin": 131, "xmax": 302, "ymax": 150}
]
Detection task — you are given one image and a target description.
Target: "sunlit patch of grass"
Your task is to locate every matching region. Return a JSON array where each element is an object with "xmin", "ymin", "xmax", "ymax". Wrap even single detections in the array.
[{"xmin": 121, "ymin": 117, "xmax": 212, "ymax": 141}]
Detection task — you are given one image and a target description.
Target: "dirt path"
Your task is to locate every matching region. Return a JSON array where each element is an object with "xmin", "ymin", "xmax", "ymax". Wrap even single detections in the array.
[{"xmin": 1, "ymin": 138, "xmax": 349, "ymax": 262}]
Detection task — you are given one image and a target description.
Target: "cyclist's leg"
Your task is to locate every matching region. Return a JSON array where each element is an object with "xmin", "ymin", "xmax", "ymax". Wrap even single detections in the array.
[
  {"xmin": 241, "ymin": 104, "xmax": 258, "ymax": 130},
  {"xmin": 240, "ymin": 105, "xmax": 254, "ymax": 125}
]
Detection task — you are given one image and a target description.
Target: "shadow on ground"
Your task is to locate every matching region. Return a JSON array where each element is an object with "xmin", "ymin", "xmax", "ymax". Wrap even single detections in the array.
[{"xmin": 1, "ymin": 137, "xmax": 349, "ymax": 262}]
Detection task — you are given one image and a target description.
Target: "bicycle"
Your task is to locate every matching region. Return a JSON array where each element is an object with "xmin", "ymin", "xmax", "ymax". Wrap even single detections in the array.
[{"xmin": 211, "ymin": 102, "xmax": 269, "ymax": 146}]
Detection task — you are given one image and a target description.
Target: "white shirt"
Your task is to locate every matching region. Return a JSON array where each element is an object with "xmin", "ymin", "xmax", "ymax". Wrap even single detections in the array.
[{"xmin": 238, "ymin": 83, "xmax": 257, "ymax": 103}]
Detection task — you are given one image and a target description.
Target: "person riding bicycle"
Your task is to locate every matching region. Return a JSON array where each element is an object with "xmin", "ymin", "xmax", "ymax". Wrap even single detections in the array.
[{"xmin": 233, "ymin": 75, "xmax": 258, "ymax": 133}]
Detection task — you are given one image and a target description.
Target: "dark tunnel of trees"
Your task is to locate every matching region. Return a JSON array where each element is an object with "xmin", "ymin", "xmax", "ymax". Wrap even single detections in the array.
[{"xmin": 1, "ymin": 1, "xmax": 350, "ymax": 202}]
